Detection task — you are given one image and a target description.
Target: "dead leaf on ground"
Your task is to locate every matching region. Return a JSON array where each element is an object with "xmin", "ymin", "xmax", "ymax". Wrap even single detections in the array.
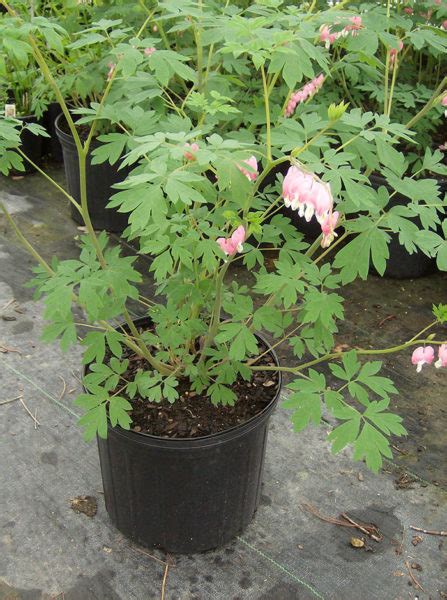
[
  {"xmin": 333, "ymin": 343, "xmax": 350, "ymax": 353},
  {"xmin": 350, "ymin": 537, "xmax": 365, "ymax": 548},
  {"xmin": 394, "ymin": 472, "xmax": 416, "ymax": 490},
  {"xmin": 70, "ymin": 495, "xmax": 97, "ymax": 517},
  {"xmin": 412, "ymin": 535, "xmax": 423, "ymax": 546}
]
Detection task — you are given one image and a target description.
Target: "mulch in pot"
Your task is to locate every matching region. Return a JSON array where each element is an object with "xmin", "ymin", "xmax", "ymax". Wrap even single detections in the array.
[{"xmin": 106, "ymin": 334, "xmax": 280, "ymax": 439}]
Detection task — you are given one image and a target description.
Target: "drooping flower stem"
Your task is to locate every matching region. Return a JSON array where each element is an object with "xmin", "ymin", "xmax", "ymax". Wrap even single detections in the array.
[
  {"xmin": 261, "ymin": 65, "xmax": 272, "ymax": 161},
  {"xmin": 386, "ymin": 54, "xmax": 399, "ymax": 117},
  {"xmin": 249, "ymin": 329, "xmax": 446, "ymax": 374},
  {"xmin": 405, "ymin": 76, "xmax": 447, "ymax": 131}
]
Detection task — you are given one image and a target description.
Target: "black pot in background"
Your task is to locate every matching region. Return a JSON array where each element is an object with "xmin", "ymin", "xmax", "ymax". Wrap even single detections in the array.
[
  {"xmin": 96, "ymin": 317, "xmax": 282, "ymax": 554},
  {"xmin": 260, "ymin": 161, "xmax": 321, "ymax": 240},
  {"xmin": 42, "ymin": 104, "xmax": 63, "ymax": 162},
  {"xmin": 16, "ymin": 115, "xmax": 44, "ymax": 174},
  {"xmin": 370, "ymin": 174, "xmax": 436, "ymax": 279},
  {"xmin": 55, "ymin": 113, "xmax": 130, "ymax": 233}
]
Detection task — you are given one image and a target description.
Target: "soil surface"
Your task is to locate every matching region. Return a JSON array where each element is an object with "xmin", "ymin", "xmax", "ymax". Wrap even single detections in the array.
[
  {"xmin": 107, "ymin": 331, "xmax": 280, "ymax": 439},
  {"xmin": 58, "ymin": 114, "xmax": 111, "ymax": 143}
]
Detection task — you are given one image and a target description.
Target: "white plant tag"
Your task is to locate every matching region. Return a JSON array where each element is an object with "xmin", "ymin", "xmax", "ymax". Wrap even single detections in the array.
[{"xmin": 5, "ymin": 103, "xmax": 16, "ymax": 118}]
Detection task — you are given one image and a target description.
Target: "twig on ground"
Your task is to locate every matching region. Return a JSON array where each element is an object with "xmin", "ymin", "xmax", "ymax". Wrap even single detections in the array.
[
  {"xmin": 58, "ymin": 375, "xmax": 67, "ymax": 400},
  {"xmin": 0, "ymin": 298, "xmax": 15, "ymax": 312},
  {"xmin": 34, "ymin": 409, "xmax": 38, "ymax": 430},
  {"xmin": 19, "ymin": 397, "xmax": 40, "ymax": 427},
  {"xmin": 0, "ymin": 343, "xmax": 21, "ymax": 354},
  {"xmin": 391, "ymin": 444, "xmax": 407, "ymax": 455},
  {"xmin": 71, "ymin": 370, "xmax": 83, "ymax": 384},
  {"xmin": 0, "ymin": 394, "xmax": 23, "ymax": 405},
  {"xmin": 161, "ymin": 557, "xmax": 171, "ymax": 600},
  {"xmin": 405, "ymin": 559, "xmax": 424, "ymax": 591},
  {"xmin": 131, "ymin": 545, "xmax": 170, "ymax": 566},
  {"xmin": 410, "ymin": 525, "xmax": 447, "ymax": 536},
  {"xmin": 340, "ymin": 513, "xmax": 382, "ymax": 542},
  {"xmin": 378, "ymin": 315, "xmax": 396, "ymax": 327},
  {"xmin": 301, "ymin": 503, "xmax": 382, "ymax": 541}
]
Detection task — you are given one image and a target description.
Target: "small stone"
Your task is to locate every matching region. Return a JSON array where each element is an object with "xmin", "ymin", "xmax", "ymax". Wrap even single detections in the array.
[
  {"xmin": 1, "ymin": 315, "xmax": 17, "ymax": 321},
  {"xmin": 133, "ymin": 426, "xmax": 141, "ymax": 432},
  {"xmin": 357, "ymin": 472, "xmax": 364, "ymax": 481}
]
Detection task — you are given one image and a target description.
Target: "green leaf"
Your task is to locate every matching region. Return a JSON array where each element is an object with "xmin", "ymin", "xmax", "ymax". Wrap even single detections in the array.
[
  {"xmin": 82, "ymin": 332, "xmax": 106, "ymax": 365},
  {"xmin": 353, "ymin": 423, "xmax": 393, "ymax": 473},
  {"xmin": 78, "ymin": 403, "xmax": 108, "ymax": 441},
  {"xmin": 327, "ymin": 417, "xmax": 361, "ymax": 454},
  {"xmin": 109, "ymin": 396, "xmax": 132, "ymax": 428},
  {"xmin": 208, "ymin": 382, "xmax": 237, "ymax": 406}
]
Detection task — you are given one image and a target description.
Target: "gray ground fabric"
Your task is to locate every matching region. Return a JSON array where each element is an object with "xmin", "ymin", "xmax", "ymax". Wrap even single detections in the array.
[{"xmin": 0, "ymin": 171, "xmax": 446, "ymax": 600}]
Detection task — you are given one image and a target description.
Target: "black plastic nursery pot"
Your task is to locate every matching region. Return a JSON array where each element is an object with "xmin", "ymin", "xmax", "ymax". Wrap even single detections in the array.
[
  {"xmin": 370, "ymin": 174, "xmax": 437, "ymax": 279},
  {"xmin": 55, "ymin": 113, "xmax": 130, "ymax": 233},
  {"xmin": 96, "ymin": 317, "xmax": 282, "ymax": 554},
  {"xmin": 42, "ymin": 103, "xmax": 63, "ymax": 162},
  {"xmin": 17, "ymin": 115, "xmax": 44, "ymax": 174}
]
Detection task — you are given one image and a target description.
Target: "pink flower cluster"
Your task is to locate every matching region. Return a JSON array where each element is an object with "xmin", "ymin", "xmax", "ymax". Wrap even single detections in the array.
[
  {"xmin": 237, "ymin": 156, "xmax": 258, "ymax": 181},
  {"xmin": 144, "ymin": 47, "xmax": 156, "ymax": 56},
  {"xmin": 319, "ymin": 16, "xmax": 363, "ymax": 48},
  {"xmin": 217, "ymin": 226, "xmax": 246, "ymax": 257},
  {"xmin": 282, "ymin": 166, "xmax": 339, "ymax": 248},
  {"xmin": 412, "ymin": 345, "xmax": 447, "ymax": 372},
  {"xmin": 389, "ymin": 40, "xmax": 404, "ymax": 69},
  {"xmin": 184, "ymin": 142, "xmax": 199, "ymax": 161},
  {"xmin": 107, "ymin": 62, "xmax": 116, "ymax": 81},
  {"xmin": 285, "ymin": 74, "xmax": 325, "ymax": 117},
  {"xmin": 442, "ymin": 95, "xmax": 447, "ymax": 117}
]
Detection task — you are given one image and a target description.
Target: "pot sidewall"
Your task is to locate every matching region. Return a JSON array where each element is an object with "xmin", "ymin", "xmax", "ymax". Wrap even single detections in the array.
[
  {"xmin": 93, "ymin": 316, "xmax": 282, "ymax": 553},
  {"xmin": 55, "ymin": 113, "xmax": 130, "ymax": 232}
]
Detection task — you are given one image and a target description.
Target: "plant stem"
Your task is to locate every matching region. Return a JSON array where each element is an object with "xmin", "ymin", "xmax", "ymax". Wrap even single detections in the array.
[
  {"xmin": 261, "ymin": 65, "xmax": 272, "ymax": 161},
  {"xmin": 122, "ymin": 308, "xmax": 173, "ymax": 375},
  {"xmin": 386, "ymin": 59, "xmax": 398, "ymax": 117},
  {"xmin": 0, "ymin": 203, "xmax": 54, "ymax": 275},
  {"xmin": 249, "ymin": 332, "xmax": 444, "ymax": 374},
  {"xmin": 198, "ymin": 260, "xmax": 230, "ymax": 363},
  {"xmin": 405, "ymin": 76, "xmax": 447, "ymax": 131},
  {"xmin": 17, "ymin": 149, "xmax": 82, "ymax": 215}
]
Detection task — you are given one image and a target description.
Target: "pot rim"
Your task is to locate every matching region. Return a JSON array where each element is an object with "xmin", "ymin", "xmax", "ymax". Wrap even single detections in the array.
[
  {"xmin": 86, "ymin": 315, "xmax": 282, "ymax": 447},
  {"xmin": 55, "ymin": 111, "xmax": 77, "ymax": 147}
]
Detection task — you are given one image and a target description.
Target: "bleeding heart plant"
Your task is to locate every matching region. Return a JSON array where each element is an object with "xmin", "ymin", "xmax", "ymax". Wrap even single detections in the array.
[{"xmin": 1, "ymin": 0, "xmax": 447, "ymax": 473}]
